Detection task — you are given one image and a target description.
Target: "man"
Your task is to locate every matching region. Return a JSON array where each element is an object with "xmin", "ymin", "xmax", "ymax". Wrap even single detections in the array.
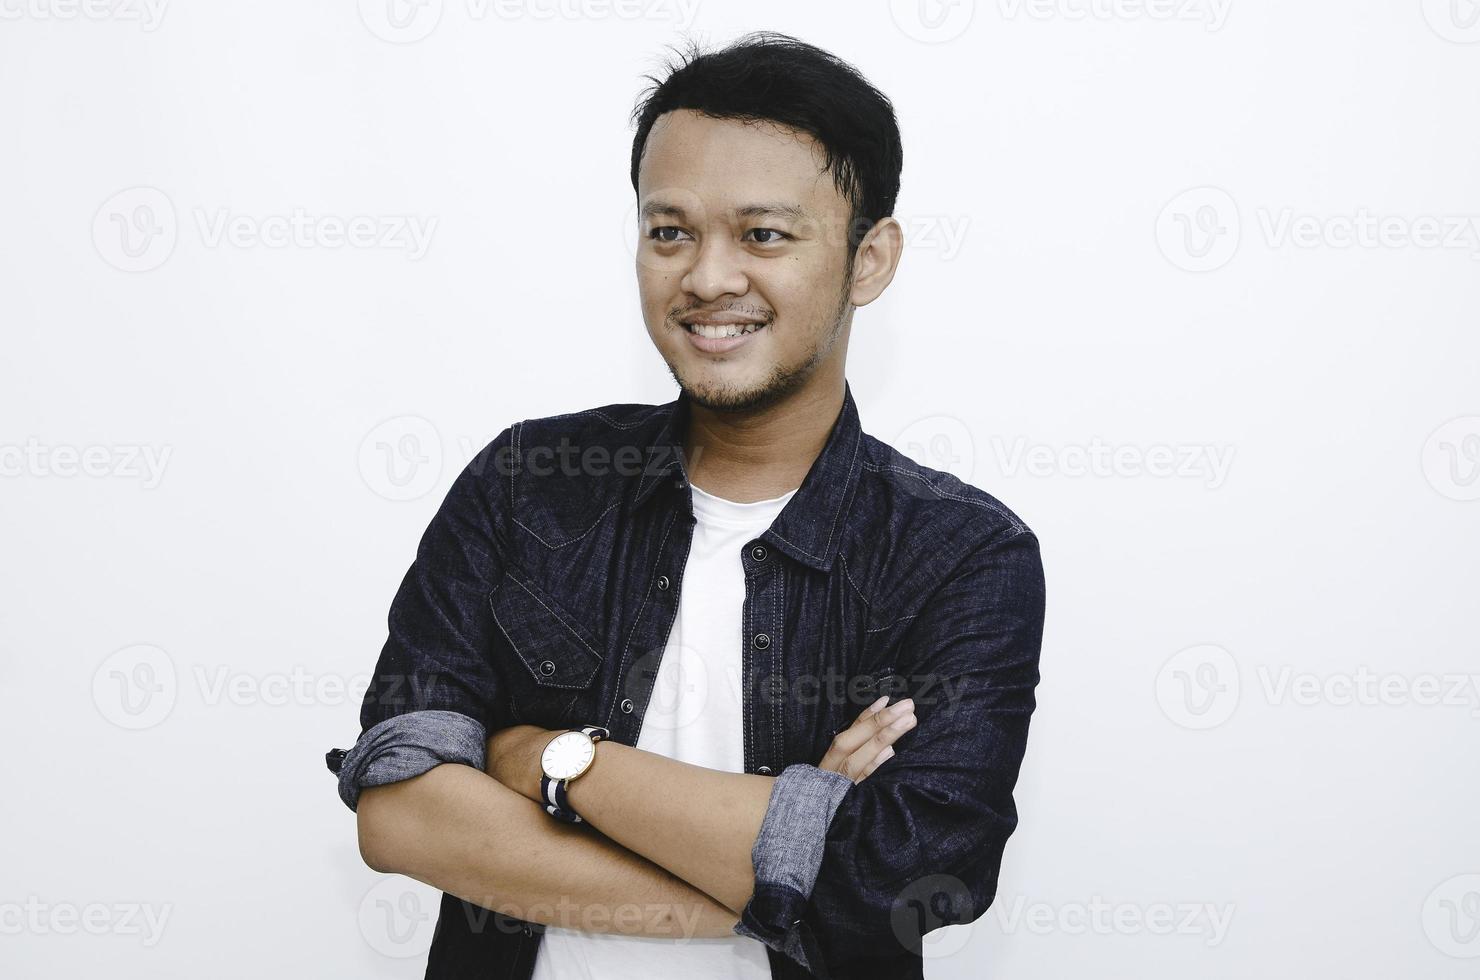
[{"xmin": 327, "ymin": 32, "xmax": 1045, "ymax": 980}]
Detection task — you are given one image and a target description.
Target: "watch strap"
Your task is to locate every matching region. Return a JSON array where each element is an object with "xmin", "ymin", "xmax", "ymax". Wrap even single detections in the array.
[{"xmin": 541, "ymin": 725, "xmax": 610, "ymax": 823}]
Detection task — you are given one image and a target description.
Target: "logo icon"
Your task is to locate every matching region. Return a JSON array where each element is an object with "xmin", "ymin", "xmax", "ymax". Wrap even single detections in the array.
[
  {"xmin": 1156, "ymin": 186, "xmax": 1240, "ymax": 272},
  {"xmin": 1422, "ymin": 0, "xmax": 1480, "ymax": 43},
  {"xmin": 93, "ymin": 187, "xmax": 177, "ymax": 272},
  {"xmin": 892, "ymin": 415, "xmax": 976, "ymax": 500},
  {"xmin": 93, "ymin": 644, "xmax": 177, "ymax": 730},
  {"xmin": 359, "ymin": 877, "xmax": 439, "ymax": 957},
  {"xmin": 1421, "ymin": 417, "xmax": 1480, "ymax": 501},
  {"xmin": 626, "ymin": 645, "xmax": 710, "ymax": 733},
  {"xmin": 359, "ymin": 416, "xmax": 443, "ymax": 501},
  {"xmin": 1423, "ymin": 874, "xmax": 1480, "ymax": 957},
  {"xmin": 890, "ymin": 874, "xmax": 975, "ymax": 958},
  {"xmin": 889, "ymin": 0, "xmax": 975, "ymax": 43},
  {"xmin": 1156, "ymin": 644, "xmax": 1240, "ymax": 730},
  {"xmin": 359, "ymin": 0, "xmax": 443, "ymax": 43}
]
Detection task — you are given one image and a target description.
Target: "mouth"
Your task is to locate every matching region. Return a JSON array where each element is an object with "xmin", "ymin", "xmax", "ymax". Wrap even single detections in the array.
[{"xmin": 679, "ymin": 318, "xmax": 768, "ymax": 355}]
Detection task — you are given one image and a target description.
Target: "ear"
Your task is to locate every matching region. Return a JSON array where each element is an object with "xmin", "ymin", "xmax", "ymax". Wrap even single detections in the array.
[{"xmin": 847, "ymin": 217, "xmax": 905, "ymax": 308}]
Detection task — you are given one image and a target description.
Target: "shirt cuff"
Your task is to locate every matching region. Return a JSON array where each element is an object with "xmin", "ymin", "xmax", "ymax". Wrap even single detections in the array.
[
  {"xmin": 734, "ymin": 763, "xmax": 853, "ymax": 972},
  {"xmin": 327, "ymin": 709, "xmax": 487, "ymax": 812}
]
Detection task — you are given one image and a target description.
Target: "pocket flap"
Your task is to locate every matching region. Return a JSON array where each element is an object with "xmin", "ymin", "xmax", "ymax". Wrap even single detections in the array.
[{"xmin": 488, "ymin": 568, "xmax": 603, "ymax": 689}]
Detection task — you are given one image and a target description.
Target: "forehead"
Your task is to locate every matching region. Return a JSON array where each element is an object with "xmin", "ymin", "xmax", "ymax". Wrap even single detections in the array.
[{"xmin": 636, "ymin": 109, "xmax": 849, "ymax": 218}]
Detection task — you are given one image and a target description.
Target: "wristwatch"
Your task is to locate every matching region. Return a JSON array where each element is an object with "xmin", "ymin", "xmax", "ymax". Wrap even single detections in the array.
[{"xmin": 539, "ymin": 725, "xmax": 610, "ymax": 823}]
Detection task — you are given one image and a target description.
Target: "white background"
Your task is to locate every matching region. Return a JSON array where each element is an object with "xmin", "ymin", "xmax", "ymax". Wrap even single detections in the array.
[{"xmin": 3, "ymin": 1, "xmax": 1479, "ymax": 977}]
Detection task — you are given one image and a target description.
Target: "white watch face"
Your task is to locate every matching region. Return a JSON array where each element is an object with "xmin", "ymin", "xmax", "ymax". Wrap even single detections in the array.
[{"xmin": 542, "ymin": 731, "xmax": 596, "ymax": 780}]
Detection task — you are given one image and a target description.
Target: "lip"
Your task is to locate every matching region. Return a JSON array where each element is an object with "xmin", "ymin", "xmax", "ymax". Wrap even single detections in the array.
[{"xmin": 680, "ymin": 321, "xmax": 766, "ymax": 355}]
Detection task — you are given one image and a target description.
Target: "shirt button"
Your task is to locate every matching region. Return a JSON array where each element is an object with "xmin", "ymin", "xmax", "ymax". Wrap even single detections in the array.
[
  {"xmin": 656, "ymin": 574, "xmax": 670, "ymax": 591},
  {"xmin": 753, "ymin": 633, "xmax": 771, "ymax": 650},
  {"xmin": 757, "ymin": 765, "xmax": 773, "ymax": 775},
  {"xmin": 620, "ymin": 698, "xmax": 634, "ymax": 714},
  {"xmin": 539, "ymin": 660, "xmax": 556, "ymax": 676},
  {"xmin": 521, "ymin": 924, "xmax": 533, "ymax": 936},
  {"xmin": 750, "ymin": 545, "xmax": 768, "ymax": 562}
]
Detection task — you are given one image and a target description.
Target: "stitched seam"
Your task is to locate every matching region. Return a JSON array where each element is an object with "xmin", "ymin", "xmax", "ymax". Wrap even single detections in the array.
[
  {"xmin": 510, "ymin": 422, "xmax": 521, "ymax": 528},
  {"xmin": 579, "ymin": 406, "xmax": 664, "ymax": 430},
  {"xmin": 818, "ymin": 424, "xmax": 863, "ymax": 560},
  {"xmin": 866, "ymin": 614, "xmax": 918, "ymax": 634},
  {"xmin": 526, "ymin": 404, "xmax": 665, "ymax": 430},
  {"xmin": 767, "ymin": 528, "xmax": 825, "ymax": 564},
  {"xmin": 605, "ymin": 510, "xmax": 679, "ymax": 729},
  {"xmin": 860, "ymin": 461, "xmax": 1025, "ymax": 532},
  {"xmin": 512, "ymin": 500, "xmax": 622, "ymax": 551},
  {"xmin": 838, "ymin": 553, "xmax": 872, "ymax": 612},
  {"xmin": 743, "ymin": 562, "xmax": 754, "ymax": 771},
  {"xmin": 507, "ymin": 576, "xmax": 602, "ymax": 659},
  {"xmin": 489, "ymin": 592, "xmax": 597, "ymax": 690},
  {"xmin": 772, "ymin": 565, "xmax": 782, "ymax": 765}
]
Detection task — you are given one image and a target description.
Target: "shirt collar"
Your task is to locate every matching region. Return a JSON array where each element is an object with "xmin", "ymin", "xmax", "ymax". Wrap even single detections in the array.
[{"xmin": 628, "ymin": 382, "xmax": 865, "ymax": 572}]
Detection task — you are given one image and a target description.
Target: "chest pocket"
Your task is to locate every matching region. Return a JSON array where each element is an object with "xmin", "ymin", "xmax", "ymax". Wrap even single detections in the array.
[{"xmin": 488, "ymin": 567, "xmax": 604, "ymax": 725}]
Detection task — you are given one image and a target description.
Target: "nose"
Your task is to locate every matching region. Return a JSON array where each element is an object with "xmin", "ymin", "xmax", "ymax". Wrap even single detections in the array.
[{"xmin": 679, "ymin": 235, "xmax": 749, "ymax": 302}]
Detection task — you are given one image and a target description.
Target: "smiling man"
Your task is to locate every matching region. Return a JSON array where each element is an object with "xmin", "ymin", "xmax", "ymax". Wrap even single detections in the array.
[{"xmin": 327, "ymin": 32, "xmax": 1045, "ymax": 980}]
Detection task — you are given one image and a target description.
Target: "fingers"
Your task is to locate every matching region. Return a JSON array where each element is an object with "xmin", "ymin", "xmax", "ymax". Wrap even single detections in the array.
[
  {"xmin": 854, "ymin": 700, "xmax": 916, "ymax": 765},
  {"xmin": 855, "ymin": 744, "xmax": 894, "ymax": 781},
  {"xmin": 843, "ymin": 700, "xmax": 915, "ymax": 782},
  {"xmin": 822, "ymin": 697, "xmax": 917, "ymax": 781},
  {"xmin": 819, "ymin": 695, "xmax": 889, "ymax": 769},
  {"xmin": 826, "ymin": 695, "xmax": 897, "ymax": 756}
]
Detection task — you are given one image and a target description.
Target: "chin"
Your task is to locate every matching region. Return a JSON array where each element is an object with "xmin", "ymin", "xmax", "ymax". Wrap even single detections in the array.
[{"xmin": 673, "ymin": 363, "xmax": 805, "ymax": 414}]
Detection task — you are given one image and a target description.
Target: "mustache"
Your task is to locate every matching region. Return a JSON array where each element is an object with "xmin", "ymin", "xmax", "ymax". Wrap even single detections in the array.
[{"xmin": 668, "ymin": 304, "xmax": 775, "ymax": 324}]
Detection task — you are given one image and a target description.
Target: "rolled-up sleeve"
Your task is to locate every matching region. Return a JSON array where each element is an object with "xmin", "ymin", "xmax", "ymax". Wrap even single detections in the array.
[
  {"xmin": 325, "ymin": 430, "xmax": 514, "ymax": 811},
  {"xmin": 331, "ymin": 710, "xmax": 488, "ymax": 811},
  {"xmin": 735, "ymin": 525, "xmax": 1046, "ymax": 976}
]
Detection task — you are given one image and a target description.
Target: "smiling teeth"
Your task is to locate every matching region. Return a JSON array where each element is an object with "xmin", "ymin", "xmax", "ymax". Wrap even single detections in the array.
[{"xmin": 688, "ymin": 322, "xmax": 761, "ymax": 339}]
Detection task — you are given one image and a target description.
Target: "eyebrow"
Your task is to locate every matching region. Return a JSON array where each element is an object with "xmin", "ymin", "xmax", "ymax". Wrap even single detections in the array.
[{"xmin": 640, "ymin": 201, "xmax": 810, "ymax": 222}]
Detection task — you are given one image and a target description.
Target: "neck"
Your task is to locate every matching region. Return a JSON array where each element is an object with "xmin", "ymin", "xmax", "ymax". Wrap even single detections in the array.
[{"xmin": 683, "ymin": 379, "xmax": 844, "ymax": 503}]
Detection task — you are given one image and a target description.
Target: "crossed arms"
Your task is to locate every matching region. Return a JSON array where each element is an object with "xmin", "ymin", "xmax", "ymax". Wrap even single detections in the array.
[{"xmin": 354, "ymin": 697, "xmax": 916, "ymax": 942}]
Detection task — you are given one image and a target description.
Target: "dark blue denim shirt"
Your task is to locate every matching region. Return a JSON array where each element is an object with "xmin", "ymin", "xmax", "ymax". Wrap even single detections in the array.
[{"xmin": 326, "ymin": 383, "xmax": 1046, "ymax": 980}]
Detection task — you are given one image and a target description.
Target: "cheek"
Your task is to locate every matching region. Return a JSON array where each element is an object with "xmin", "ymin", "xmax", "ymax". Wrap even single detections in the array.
[
  {"xmin": 636, "ymin": 272, "xmax": 672, "ymax": 323},
  {"xmin": 637, "ymin": 267, "xmax": 680, "ymax": 298},
  {"xmin": 764, "ymin": 260, "xmax": 843, "ymax": 325}
]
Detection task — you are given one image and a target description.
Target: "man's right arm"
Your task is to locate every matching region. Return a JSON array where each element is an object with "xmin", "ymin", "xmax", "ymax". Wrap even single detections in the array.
[
  {"xmin": 356, "ymin": 763, "xmax": 740, "ymax": 939},
  {"xmin": 336, "ymin": 430, "xmax": 736, "ymax": 940}
]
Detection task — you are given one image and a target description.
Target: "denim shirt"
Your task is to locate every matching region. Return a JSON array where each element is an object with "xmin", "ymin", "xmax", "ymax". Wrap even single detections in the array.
[{"xmin": 326, "ymin": 383, "xmax": 1046, "ymax": 980}]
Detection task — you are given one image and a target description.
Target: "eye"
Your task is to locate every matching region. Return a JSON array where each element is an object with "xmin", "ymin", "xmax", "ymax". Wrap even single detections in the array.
[
  {"xmin": 745, "ymin": 228, "xmax": 792, "ymax": 245},
  {"xmin": 647, "ymin": 226, "xmax": 691, "ymax": 244}
]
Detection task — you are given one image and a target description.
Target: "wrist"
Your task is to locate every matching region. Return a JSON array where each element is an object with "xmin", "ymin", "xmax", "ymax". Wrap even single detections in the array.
[
  {"xmin": 487, "ymin": 725, "xmax": 551, "ymax": 802},
  {"xmin": 536, "ymin": 725, "xmax": 610, "ymax": 823}
]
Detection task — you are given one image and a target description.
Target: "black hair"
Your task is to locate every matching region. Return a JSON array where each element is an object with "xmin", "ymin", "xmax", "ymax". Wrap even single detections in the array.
[{"xmin": 629, "ymin": 32, "xmax": 903, "ymax": 254}]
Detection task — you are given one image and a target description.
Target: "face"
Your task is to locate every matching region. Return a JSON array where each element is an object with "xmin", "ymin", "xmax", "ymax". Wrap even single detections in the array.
[{"xmin": 634, "ymin": 109, "xmax": 860, "ymax": 413}]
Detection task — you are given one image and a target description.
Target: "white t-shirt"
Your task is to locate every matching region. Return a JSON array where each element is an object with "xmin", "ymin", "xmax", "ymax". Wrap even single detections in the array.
[{"xmin": 530, "ymin": 482, "xmax": 796, "ymax": 980}]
